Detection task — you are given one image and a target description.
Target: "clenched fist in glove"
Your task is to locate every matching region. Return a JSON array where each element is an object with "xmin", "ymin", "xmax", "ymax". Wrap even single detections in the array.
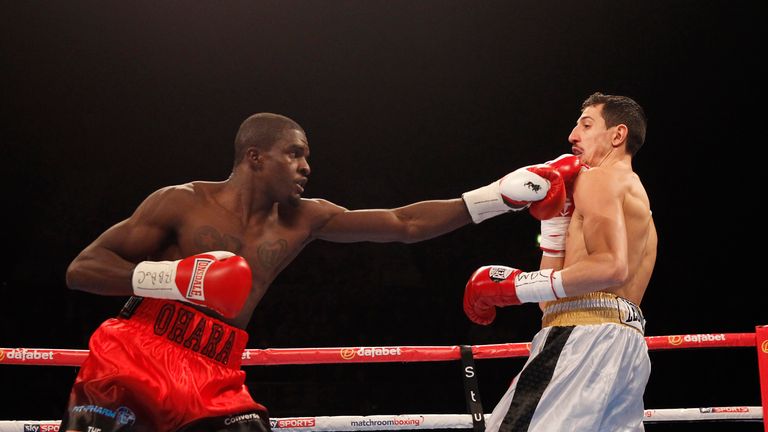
[
  {"xmin": 462, "ymin": 164, "xmax": 564, "ymax": 223},
  {"xmin": 528, "ymin": 154, "xmax": 584, "ymax": 220},
  {"xmin": 463, "ymin": 265, "xmax": 566, "ymax": 325},
  {"xmin": 535, "ymin": 154, "xmax": 587, "ymax": 255},
  {"xmin": 132, "ymin": 251, "xmax": 252, "ymax": 318}
]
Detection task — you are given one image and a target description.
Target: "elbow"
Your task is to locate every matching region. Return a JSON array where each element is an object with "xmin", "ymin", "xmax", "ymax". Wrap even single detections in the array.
[
  {"xmin": 394, "ymin": 214, "xmax": 421, "ymax": 244},
  {"xmin": 65, "ymin": 260, "xmax": 84, "ymax": 291},
  {"xmin": 607, "ymin": 260, "xmax": 629, "ymax": 286}
]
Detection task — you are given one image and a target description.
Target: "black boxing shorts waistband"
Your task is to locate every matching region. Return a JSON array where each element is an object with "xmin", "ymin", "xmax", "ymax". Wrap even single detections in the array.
[
  {"xmin": 542, "ymin": 291, "xmax": 645, "ymax": 334},
  {"xmin": 119, "ymin": 297, "xmax": 248, "ymax": 368}
]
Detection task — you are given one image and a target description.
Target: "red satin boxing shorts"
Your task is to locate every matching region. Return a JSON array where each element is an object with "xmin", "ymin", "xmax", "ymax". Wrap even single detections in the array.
[{"xmin": 60, "ymin": 297, "xmax": 270, "ymax": 432}]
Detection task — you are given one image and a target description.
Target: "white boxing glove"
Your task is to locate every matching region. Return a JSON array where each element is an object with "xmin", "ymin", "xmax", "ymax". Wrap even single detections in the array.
[{"xmin": 462, "ymin": 165, "xmax": 559, "ymax": 224}]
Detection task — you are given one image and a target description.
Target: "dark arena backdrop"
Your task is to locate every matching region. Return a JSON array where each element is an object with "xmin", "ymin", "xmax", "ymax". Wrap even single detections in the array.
[{"xmin": 1, "ymin": 2, "xmax": 765, "ymax": 431}]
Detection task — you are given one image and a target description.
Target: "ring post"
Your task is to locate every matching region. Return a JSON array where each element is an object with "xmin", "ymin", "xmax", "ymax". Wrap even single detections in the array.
[{"xmin": 755, "ymin": 325, "xmax": 768, "ymax": 430}]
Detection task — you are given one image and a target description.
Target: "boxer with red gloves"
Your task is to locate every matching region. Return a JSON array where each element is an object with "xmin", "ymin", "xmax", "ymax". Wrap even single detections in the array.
[{"xmin": 475, "ymin": 93, "xmax": 656, "ymax": 432}]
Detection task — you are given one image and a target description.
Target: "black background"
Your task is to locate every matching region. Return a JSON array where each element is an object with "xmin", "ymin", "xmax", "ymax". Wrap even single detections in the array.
[{"xmin": 1, "ymin": 1, "xmax": 765, "ymax": 431}]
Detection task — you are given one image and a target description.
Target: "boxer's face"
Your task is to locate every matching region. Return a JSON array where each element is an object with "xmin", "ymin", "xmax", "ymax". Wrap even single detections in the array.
[
  {"xmin": 262, "ymin": 129, "xmax": 310, "ymax": 206},
  {"xmin": 568, "ymin": 104, "xmax": 617, "ymax": 167}
]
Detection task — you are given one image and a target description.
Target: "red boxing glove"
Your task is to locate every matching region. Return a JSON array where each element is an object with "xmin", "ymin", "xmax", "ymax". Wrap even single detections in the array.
[
  {"xmin": 132, "ymin": 251, "xmax": 252, "ymax": 319},
  {"xmin": 544, "ymin": 154, "xmax": 584, "ymax": 191},
  {"xmin": 463, "ymin": 265, "xmax": 565, "ymax": 325},
  {"xmin": 529, "ymin": 154, "xmax": 584, "ymax": 220}
]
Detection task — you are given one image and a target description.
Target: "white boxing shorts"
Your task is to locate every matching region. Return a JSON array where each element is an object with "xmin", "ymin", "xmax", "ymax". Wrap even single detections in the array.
[{"xmin": 485, "ymin": 292, "xmax": 650, "ymax": 432}]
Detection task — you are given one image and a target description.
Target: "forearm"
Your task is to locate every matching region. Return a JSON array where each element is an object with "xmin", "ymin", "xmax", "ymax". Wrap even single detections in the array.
[
  {"xmin": 540, "ymin": 255, "xmax": 564, "ymax": 271},
  {"xmin": 65, "ymin": 246, "xmax": 136, "ymax": 296},
  {"xmin": 394, "ymin": 198, "xmax": 472, "ymax": 243},
  {"xmin": 559, "ymin": 253, "xmax": 628, "ymax": 296}
]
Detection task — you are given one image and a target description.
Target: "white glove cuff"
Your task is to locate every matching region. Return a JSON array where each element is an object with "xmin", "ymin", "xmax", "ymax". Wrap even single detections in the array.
[
  {"xmin": 132, "ymin": 260, "xmax": 184, "ymax": 301},
  {"xmin": 515, "ymin": 269, "xmax": 566, "ymax": 303},
  {"xmin": 462, "ymin": 181, "xmax": 511, "ymax": 224}
]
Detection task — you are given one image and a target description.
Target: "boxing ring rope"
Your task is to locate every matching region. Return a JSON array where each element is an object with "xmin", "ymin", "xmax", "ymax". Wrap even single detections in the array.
[{"xmin": 2, "ymin": 327, "xmax": 766, "ymax": 430}]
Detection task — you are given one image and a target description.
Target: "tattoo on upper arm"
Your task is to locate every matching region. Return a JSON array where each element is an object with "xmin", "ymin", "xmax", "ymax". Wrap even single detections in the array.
[
  {"xmin": 194, "ymin": 226, "xmax": 243, "ymax": 253},
  {"xmin": 258, "ymin": 239, "xmax": 287, "ymax": 269}
]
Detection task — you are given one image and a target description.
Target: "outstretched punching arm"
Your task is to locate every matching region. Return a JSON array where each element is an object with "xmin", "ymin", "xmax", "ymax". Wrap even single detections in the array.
[{"xmin": 312, "ymin": 163, "xmax": 566, "ymax": 244}]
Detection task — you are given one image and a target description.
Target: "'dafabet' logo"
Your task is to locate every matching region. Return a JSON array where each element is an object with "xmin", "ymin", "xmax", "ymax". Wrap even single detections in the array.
[
  {"xmin": 668, "ymin": 335, "xmax": 682, "ymax": 346},
  {"xmin": 761, "ymin": 340, "xmax": 768, "ymax": 354},
  {"xmin": 339, "ymin": 346, "xmax": 402, "ymax": 360}
]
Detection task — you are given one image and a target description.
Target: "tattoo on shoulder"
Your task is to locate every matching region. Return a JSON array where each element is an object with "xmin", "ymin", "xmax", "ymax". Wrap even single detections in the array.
[
  {"xmin": 194, "ymin": 226, "xmax": 243, "ymax": 253},
  {"xmin": 258, "ymin": 239, "xmax": 287, "ymax": 269}
]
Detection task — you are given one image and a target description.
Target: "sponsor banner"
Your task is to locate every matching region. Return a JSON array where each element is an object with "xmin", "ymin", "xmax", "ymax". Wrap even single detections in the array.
[
  {"xmin": 644, "ymin": 333, "xmax": 755, "ymax": 350},
  {"xmin": 0, "ymin": 348, "xmax": 87, "ymax": 366},
  {"xmin": 0, "ymin": 349, "xmax": 55, "ymax": 363},
  {"xmin": 23, "ymin": 424, "xmax": 60, "ymax": 432},
  {"xmin": 271, "ymin": 418, "xmax": 317, "ymax": 429},
  {"xmin": 643, "ymin": 407, "xmax": 761, "ymax": 422}
]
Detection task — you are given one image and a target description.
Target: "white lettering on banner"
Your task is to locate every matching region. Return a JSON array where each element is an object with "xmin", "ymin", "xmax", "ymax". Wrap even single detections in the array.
[
  {"xmin": 356, "ymin": 347, "xmax": 402, "ymax": 358},
  {"xmin": 683, "ymin": 334, "xmax": 726, "ymax": 343},
  {"xmin": 4, "ymin": 348, "xmax": 55, "ymax": 361}
]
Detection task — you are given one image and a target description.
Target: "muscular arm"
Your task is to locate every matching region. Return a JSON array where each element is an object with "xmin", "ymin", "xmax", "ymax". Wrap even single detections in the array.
[
  {"xmin": 65, "ymin": 187, "xmax": 183, "ymax": 296},
  {"xmin": 312, "ymin": 198, "xmax": 472, "ymax": 244},
  {"xmin": 559, "ymin": 170, "xmax": 628, "ymax": 295}
]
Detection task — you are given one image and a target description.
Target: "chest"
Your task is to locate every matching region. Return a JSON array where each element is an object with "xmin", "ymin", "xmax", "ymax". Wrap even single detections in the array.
[{"xmin": 173, "ymin": 209, "xmax": 310, "ymax": 278}]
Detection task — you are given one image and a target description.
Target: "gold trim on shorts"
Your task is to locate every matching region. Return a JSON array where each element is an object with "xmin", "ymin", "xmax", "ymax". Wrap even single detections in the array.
[{"xmin": 542, "ymin": 291, "xmax": 646, "ymax": 334}]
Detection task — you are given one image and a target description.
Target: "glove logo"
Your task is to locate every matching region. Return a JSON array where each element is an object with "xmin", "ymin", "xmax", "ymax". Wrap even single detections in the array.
[
  {"xmin": 523, "ymin": 181, "xmax": 542, "ymax": 195},
  {"xmin": 488, "ymin": 267, "xmax": 512, "ymax": 282},
  {"xmin": 186, "ymin": 258, "xmax": 214, "ymax": 300}
]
